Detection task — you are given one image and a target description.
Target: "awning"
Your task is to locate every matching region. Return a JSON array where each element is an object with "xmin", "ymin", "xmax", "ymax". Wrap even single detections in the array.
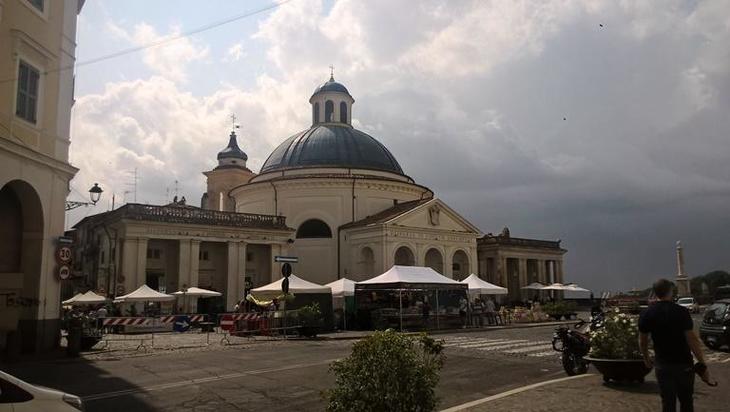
[
  {"xmin": 114, "ymin": 284, "xmax": 175, "ymax": 303},
  {"xmin": 521, "ymin": 282, "xmax": 546, "ymax": 290},
  {"xmin": 542, "ymin": 283, "xmax": 568, "ymax": 291},
  {"xmin": 460, "ymin": 274, "xmax": 508, "ymax": 295},
  {"xmin": 63, "ymin": 291, "xmax": 108, "ymax": 305}
]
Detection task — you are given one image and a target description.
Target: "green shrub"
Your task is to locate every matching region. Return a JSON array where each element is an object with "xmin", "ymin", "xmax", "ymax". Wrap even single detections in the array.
[
  {"xmin": 298, "ymin": 302, "xmax": 323, "ymax": 327},
  {"xmin": 589, "ymin": 309, "xmax": 641, "ymax": 359},
  {"xmin": 326, "ymin": 330, "xmax": 445, "ymax": 412}
]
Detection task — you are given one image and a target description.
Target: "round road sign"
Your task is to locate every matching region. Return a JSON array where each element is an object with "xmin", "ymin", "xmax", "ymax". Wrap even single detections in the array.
[
  {"xmin": 282, "ymin": 277, "xmax": 290, "ymax": 294},
  {"xmin": 282, "ymin": 262, "xmax": 292, "ymax": 278},
  {"xmin": 56, "ymin": 246, "xmax": 72, "ymax": 264},
  {"xmin": 58, "ymin": 264, "xmax": 71, "ymax": 280}
]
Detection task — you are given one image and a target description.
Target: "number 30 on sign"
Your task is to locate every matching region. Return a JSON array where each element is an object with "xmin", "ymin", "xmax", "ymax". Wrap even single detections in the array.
[{"xmin": 56, "ymin": 246, "xmax": 72, "ymax": 264}]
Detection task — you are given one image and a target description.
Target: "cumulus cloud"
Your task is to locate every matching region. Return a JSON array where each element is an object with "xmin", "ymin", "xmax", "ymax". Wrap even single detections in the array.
[
  {"xmin": 106, "ymin": 21, "xmax": 209, "ymax": 82},
  {"xmin": 224, "ymin": 42, "xmax": 247, "ymax": 62},
  {"xmin": 71, "ymin": 0, "xmax": 730, "ymax": 291}
]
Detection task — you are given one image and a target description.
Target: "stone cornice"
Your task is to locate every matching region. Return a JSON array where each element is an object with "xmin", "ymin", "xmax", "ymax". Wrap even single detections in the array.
[{"xmin": 0, "ymin": 134, "xmax": 78, "ymax": 178}]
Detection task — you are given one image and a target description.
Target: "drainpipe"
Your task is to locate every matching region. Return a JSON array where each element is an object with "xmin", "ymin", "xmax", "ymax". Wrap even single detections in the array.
[{"xmin": 269, "ymin": 181, "xmax": 278, "ymax": 216}]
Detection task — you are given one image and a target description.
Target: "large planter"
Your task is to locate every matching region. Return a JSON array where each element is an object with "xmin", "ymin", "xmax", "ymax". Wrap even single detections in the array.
[{"xmin": 584, "ymin": 357, "xmax": 652, "ymax": 383}]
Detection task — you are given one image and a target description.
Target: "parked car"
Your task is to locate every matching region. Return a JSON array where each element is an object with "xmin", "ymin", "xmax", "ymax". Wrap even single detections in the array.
[
  {"xmin": 677, "ymin": 297, "xmax": 700, "ymax": 313},
  {"xmin": 699, "ymin": 299, "xmax": 730, "ymax": 350},
  {"xmin": 0, "ymin": 370, "xmax": 83, "ymax": 411}
]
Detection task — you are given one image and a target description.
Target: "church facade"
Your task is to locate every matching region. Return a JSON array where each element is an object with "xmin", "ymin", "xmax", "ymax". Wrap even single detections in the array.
[{"xmin": 72, "ymin": 75, "xmax": 566, "ymax": 310}]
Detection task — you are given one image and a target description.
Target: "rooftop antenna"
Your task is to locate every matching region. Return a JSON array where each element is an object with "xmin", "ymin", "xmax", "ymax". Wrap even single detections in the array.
[
  {"xmin": 329, "ymin": 64, "xmax": 334, "ymax": 81},
  {"xmin": 124, "ymin": 168, "xmax": 138, "ymax": 203}
]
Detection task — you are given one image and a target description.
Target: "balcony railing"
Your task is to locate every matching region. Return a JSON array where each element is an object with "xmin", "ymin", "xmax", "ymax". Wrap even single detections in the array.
[
  {"xmin": 479, "ymin": 235, "xmax": 562, "ymax": 249},
  {"xmin": 116, "ymin": 204, "xmax": 290, "ymax": 230}
]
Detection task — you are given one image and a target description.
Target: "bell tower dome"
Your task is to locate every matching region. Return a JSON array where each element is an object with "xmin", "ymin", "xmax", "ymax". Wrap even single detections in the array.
[
  {"xmin": 309, "ymin": 68, "xmax": 354, "ymax": 126},
  {"xmin": 201, "ymin": 126, "xmax": 256, "ymax": 211}
]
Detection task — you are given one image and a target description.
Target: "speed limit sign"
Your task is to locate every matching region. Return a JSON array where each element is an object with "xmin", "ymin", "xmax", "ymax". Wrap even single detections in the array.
[
  {"xmin": 56, "ymin": 246, "xmax": 72, "ymax": 264},
  {"xmin": 58, "ymin": 264, "xmax": 71, "ymax": 280}
]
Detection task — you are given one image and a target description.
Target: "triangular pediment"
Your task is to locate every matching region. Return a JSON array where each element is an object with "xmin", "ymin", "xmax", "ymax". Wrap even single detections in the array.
[{"xmin": 386, "ymin": 198, "xmax": 481, "ymax": 234}]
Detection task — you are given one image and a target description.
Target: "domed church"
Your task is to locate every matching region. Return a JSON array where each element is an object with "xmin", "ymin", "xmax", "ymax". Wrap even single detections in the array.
[{"xmin": 73, "ymin": 75, "xmax": 567, "ymax": 310}]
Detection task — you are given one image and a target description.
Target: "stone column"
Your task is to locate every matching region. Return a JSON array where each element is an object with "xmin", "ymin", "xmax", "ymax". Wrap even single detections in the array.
[
  {"xmin": 135, "ymin": 238, "xmax": 148, "ymax": 287},
  {"xmin": 226, "ymin": 241, "xmax": 247, "ymax": 311},
  {"xmin": 500, "ymin": 256, "xmax": 508, "ymax": 287},
  {"xmin": 120, "ymin": 238, "xmax": 139, "ymax": 296},
  {"xmin": 518, "ymin": 258, "xmax": 527, "ymax": 300}
]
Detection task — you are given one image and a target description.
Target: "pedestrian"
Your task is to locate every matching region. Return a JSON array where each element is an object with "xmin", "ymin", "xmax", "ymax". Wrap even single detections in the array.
[
  {"xmin": 96, "ymin": 305, "xmax": 107, "ymax": 331},
  {"xmin": 639, "ymin": 278, "xmax": 712, "ymax": 412},
  {"xmin": 472, "ymin": 298, "xmax": 484, "ymax": 327},
  {"xmin": 421, "ymin": 297, "xmax": 431, "ymax": 329},
  {"xmin": 485, "ymin": 297, "xmax": 496, "ymax": 325},
  {"xmin": 459, "ymin": 296, "xmax": 468, "ymax": 328}
]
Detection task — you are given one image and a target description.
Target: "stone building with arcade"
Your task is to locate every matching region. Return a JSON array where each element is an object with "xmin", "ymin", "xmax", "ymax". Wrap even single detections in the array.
[{"xmin": 72, "ymin": 74, "xmax": 567, "ymax": 311}]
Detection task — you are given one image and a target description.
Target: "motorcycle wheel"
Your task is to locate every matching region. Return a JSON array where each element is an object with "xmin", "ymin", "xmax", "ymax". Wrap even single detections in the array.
[{"xmin": 562, "ymin": 352, "xmax": 588, "ymax": 376}]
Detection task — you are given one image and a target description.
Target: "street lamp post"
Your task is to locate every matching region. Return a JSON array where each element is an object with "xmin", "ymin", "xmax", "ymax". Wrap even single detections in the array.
[{"xmin": 65, "ymin": 183, "xmax": 104, "ymax": 211}]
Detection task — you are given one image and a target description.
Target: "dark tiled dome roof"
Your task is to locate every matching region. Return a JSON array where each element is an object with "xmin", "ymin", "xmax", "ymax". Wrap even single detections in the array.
[
  {"xmin": 312, "ymin": 77, "xmax": 351, "ymax": 97},
  {"xmin": 217, "ymin": 131, "xmax": 248, "ymax": 161},
  {"xmin": 260, "ymin": 125, "xmax": 403, "ymax": 175}
]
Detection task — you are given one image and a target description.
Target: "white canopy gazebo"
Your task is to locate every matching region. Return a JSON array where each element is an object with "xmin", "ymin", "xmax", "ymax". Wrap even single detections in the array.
[
  {"xmin": 325, "ymin": 278, "xmax": 357, "ymax": 329},
  {"xmin": 356, "ymin": 266, "xmax": 469, "ymax": 331},
  {"xmin": 251, "ymin": 274, "xmax": 331, "ymax": 298},
  {"xmin": 542, "ymin": 283, "xmax": 568, "ymax": 291},
  {"xmin": 113, "ymin": 284, "xmax": 175, "ymax": 303},
  {"xmin": 460, "ymin": 274, "xmax": 507, "ymax": 296},
  {"xmin": 521, "ymin": 282, "xmax": 546, "ymax": 290},
  {"xmin": 63, "ymin": 291, "xmax": 108, "ymax": 306},
  {"xmin": 172, "ymin": 287, "xmax": 222, "ymax": 313}
]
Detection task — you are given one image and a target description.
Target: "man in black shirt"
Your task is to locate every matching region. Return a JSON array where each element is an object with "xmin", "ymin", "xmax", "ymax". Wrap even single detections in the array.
[{"xmin": 639, "ymin": 279, "xmax": 712, "ymax": 412}]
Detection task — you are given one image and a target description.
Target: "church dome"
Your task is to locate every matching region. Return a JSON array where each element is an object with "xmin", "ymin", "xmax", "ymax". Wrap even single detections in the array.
[
  {"xmin": 312, "ymin": 76, "xmax": 351, "ymax": 98},
  {"xmin": 217, "ymin": 131, "xmax": 248, "ymax": 162},
  {"xmin": 260, "ymin": 125, "xmax": 404, "ymax": 175}
]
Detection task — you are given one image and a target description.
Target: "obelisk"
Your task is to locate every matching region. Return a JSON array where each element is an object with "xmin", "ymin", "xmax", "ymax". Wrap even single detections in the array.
[{"xmin": 675, "ymin": 241, "xmax": 691, "ymax": 297}]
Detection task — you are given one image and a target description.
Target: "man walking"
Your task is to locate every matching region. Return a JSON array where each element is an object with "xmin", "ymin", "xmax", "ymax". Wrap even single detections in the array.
[{"xmin": 639, "ymin": 278, "xmax": 712, "ymax": 412}]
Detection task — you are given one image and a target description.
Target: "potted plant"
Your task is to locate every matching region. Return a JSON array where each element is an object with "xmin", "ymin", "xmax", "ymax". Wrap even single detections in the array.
[
  {"xmin": 298, "ymin": 302, "xmax": 323, "ymax": 338},
  {"xmin": 584, "ymin": 309, "xmax": 652, "ymax": 383}
]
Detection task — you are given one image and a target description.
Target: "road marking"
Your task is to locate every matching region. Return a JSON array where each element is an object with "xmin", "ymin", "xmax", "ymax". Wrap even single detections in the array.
[
  {"xmin": 527, "ymin": 350, "xmax": 558, "ymax": 357},
  {"xmin": 445, "ymin": 339, "xmax": 514, "ymax": 348},
  {"xmin": 475, "ymin": 341, "xmax": 549, "ymax": 352},
  {"xmin": 503, "ymin": 344, "xmax": 553, "ymax": 354},
  {"xmin": 439, "ymin": 373, "xmax": 596, "ymax": 412},
  {"xmin": 83, "ymin": 358, "xmax": 339, "ymax": 402}
]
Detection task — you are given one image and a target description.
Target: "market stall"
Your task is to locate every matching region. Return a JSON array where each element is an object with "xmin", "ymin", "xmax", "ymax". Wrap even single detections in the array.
[
  {"xmin": 172, "ymin": 286, "xmax": 222, "ymax": 314},
  {"xmin": 325, "ymin": 278, "xmax": 356, "ymax": 330},
  {"xmin": 250, "ymin": 275, "xmax": 334, "ymax": 331},
  {"xmin": 113, "ymin": 285, "xmax": 176, "ymax": 333},
  {"xmin": 460, "ymin": 274, "xmax": 507, "ymax": 296},
  {"xmin": 355, "ymin": 265, "xmax": 469, "ymax": 331}
]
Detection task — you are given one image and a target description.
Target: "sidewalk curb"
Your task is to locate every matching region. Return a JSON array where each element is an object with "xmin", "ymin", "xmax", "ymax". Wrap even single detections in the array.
[
  {"xmin": 321, "ymin": 320, "xmax": 577, "ymax": 341},
  {"xmin": 439, "ymin": 373, "xmax": 596, "ymax": 412}
]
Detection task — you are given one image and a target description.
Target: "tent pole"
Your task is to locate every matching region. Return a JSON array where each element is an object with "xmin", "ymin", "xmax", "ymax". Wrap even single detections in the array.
[{"xmin": 399, "ymin": 290, "xmax": 403, "ymax": 332}]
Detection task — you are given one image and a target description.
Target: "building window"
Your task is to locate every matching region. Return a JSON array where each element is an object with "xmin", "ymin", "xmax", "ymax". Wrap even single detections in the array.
[
  {"xmin": 27, "ymin": 0, "xmax": 44, "ymax": 12},
  {"xmin": 296, "ymin": 219, "xmax": 332, "ymax": 239},
  {"xmin": 246, "ymin": 252, "xmax": 253, "ymax": 262},
  {"xmin": 199, "ymin": 250, "xmax": 209, "ymax": 261},
  {"xmin": 16, "ymin": 61, "xmax": 40, "ymax": 124},
  {"xmin": 101, "ymin": 251, "xmax": 105, "ymax": 264},
  {"xmin": 340, "ymin": 101, "xmax": 347, "ymax": 123},
  {"xmin": 325, "ymin": 100, "xmax": 334, "ymax": 122},
  {"xmin": 313, "ymin": 102, "xmax": 320, "ymax": 124},
  {"xmin": 147, "ymin": 248, "xmax": 161, "ymax": 259}
]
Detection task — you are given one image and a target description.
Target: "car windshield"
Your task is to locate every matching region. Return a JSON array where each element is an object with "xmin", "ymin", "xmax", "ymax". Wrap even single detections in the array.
[
  {"xmin": 705, "ymin": 303, "xmax": 729, "ymax": 319},
  {"xmin": 677, "ymin": 298, "xmax": 694, "ymax": 304}
]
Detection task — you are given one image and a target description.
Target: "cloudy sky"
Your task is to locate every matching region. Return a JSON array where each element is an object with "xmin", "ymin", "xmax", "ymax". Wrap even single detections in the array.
[{"xmin": 67, "ymin": 0, "xmax": 730, "ymax": 293}]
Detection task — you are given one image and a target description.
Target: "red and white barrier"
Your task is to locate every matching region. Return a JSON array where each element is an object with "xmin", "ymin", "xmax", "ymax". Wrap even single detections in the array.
[
  {"xmin": 102, "ymin": 317, "xmax": 150, "ymax": 326},
  {"xmin": 189, "ymin": 314, "xmax": 206, "ymax": 322},
  {"xmin": 219, "ymin": 313, "xmax": 260, "ymax": 331}
]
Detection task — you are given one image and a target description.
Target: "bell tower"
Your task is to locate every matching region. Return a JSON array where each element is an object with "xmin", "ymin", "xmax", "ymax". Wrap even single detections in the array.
[{"xmin": 201, "ymin": 120, "xmax": 255, "ymax": 211}]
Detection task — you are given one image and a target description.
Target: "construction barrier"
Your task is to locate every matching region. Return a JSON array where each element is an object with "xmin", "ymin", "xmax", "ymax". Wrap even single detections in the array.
[{"xmin": 102, "ymin": 317, "xmax": 150, "ymax": 326}]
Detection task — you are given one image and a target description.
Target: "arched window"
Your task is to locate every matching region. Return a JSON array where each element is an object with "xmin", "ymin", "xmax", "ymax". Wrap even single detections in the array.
[
  {"xmin": 358, "ymin": 247, "xmax": 375, "ymax": 277},
  {"xmin": 296, "ymin": 219, "xmax": 332, "ymax": 238},
  {"xmin": 425, "ymin": 248, "xmax": 443, "ymax": 274},
  {"xmin": 394, "ymin": 246, "xmax": 415, "ymax": 266},
  {"xmin": 339, "ymin": 101, "xmax": 348, "ymax": 123},
  {"xmin": 313, "ymin": 102, "xmax": 320, "ymax": 124},
  {"xmin": 452, "ymin": 250, "xmax": 470, "ymax": 280},
  {"xmin": 325, "ymin": 100, "xmax": 334, "ymax": 122}
]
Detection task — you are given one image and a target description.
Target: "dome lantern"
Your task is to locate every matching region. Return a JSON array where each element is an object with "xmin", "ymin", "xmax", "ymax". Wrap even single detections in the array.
[
  {"xmin": 309, "ymin": 68, "xmax": 354, "ymax": 126},
  {"xmin": 216, "ymin": 129, "xmax": 248, "ymax": 169}
]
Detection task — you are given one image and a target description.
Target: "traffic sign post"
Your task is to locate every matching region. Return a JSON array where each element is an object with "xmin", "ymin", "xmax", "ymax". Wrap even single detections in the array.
[
  {"xmin": 58, "ymin": 265, "xmax": 71, "ymax": 280},
  {"xmin": 282, "ymin": 277, "xmax": 289, "ymax": 294},
  {"xmin": 282, "ymin": 262, "xmax": 292, "ymax": 278}
]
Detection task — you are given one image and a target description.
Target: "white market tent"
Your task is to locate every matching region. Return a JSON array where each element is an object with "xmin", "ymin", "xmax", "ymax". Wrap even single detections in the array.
[
  {"xmin": 251, "ymin": 274, "xmax": 331, "ymax": 298},
  {"xmin": 172, "ymin": 287, "xmax": 222, "ymax": 297},
  {"xmin": 542, "ymin": 283, "xmax": 568, "ymax": 291},
  {"xmin": 460, "ymin": 274, "xmax": 508, "ymax": 295},
  {"xmin": 358, "ymin": 265, "xmax": 464, "ymax": 286},
  {"xmin": 114, "ymin": 284, "xmax": 175, "ymax": 303},
  {"xmin": 325, "ymin": 278, "xmax": 356, "ymax": 298},
  {"xmin": 521, "ymin": 282, "xmax": 546, "ymax": 290},
  {"xmin": 62, "ymin": 293, "xmax": 83, "ymax": 305},
  {"xmin": 563, "ymin": 283, "xmax": 592, "ymax": 299},
  {"xmin": 356, "ymin": 266, "xmax": 469, "ymax": 331}
]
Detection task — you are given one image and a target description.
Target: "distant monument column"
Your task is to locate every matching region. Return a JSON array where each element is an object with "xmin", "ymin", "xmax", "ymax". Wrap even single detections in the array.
[{"xmin": 675, "ymin": 241, "xmax": 691, "ymax": 297}]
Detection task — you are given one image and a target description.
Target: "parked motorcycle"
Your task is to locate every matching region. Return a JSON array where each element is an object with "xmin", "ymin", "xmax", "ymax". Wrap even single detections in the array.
[{"xmin": 552, "ymin": 312, "xmax": 604, "ymax": 376}]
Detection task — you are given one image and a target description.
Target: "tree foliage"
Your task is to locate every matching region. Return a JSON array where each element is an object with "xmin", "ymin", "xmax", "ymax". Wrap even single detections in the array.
[
  {"xmin": 326, "ymin": 330, "xmax": 445, "ymax": 412},
  {"xmin": 691, "ymin": 270, "xmax": 730, "ymax": 296}
]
